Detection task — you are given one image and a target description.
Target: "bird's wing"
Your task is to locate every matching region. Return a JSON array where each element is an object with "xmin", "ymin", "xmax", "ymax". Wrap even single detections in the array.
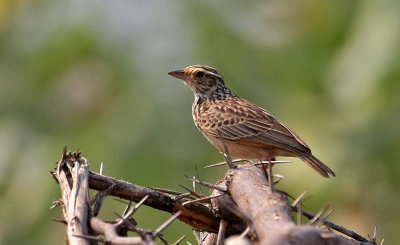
[{"xmin": 198, "ymin": 97, "xmax": 310, "ymax": 154}]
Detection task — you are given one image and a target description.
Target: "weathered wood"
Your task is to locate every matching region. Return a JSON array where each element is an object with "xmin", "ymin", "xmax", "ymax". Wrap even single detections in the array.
[
  {"xmin": 52, "ymin": 150, "xmax": 378, "ymax": 245},
  {"xmin": 226, "ymin": 164, "xmax": 367, "ymax": 245},
  {"xmin": 57, "ymin": 154, "xmax": 90, "ymax": 245},
  {"xmin": 88, "ymin": 170, "xmax": 245, "ymax": 235},
  {"xmin": 54, "ymin": 152, "xmax": 158, "ymax": 245},
  {"xmin": 90, "ymin": 217, "xmax": 148, "ymax": 245}
]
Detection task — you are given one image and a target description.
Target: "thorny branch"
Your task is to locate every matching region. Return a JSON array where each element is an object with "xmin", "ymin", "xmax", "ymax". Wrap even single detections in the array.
[
  {"xmin": 52, "ymin": 148, "xmax": 185, "ymax": 245},
  {"xmin": 86, "ymin": 169, "xmax": 244, "ymax": 235},
  {"xmin": 51, "ymin": 148, "xmax": 382, "ymax": 245}
]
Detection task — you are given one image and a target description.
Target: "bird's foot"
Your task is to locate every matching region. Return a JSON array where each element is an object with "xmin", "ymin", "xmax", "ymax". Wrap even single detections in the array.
[{"xmin": 259, "ymin": 155, "xmax": 276, "ymax": 192}]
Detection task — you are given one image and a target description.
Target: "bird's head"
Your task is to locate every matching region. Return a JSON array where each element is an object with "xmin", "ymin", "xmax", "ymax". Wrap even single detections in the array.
[{"xmin": 168, "ymin": 65, "xmax": 227, "ymax": 98}]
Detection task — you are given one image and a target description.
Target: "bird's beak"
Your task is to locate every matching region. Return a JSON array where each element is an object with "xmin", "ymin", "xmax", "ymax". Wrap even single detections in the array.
[{"xmin": 168, "ymin": 69, "xmax": 188, "ymax": 81}]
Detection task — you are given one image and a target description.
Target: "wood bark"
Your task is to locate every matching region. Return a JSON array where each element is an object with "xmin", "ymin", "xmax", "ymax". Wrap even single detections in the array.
[
  {"xmin": 56, "ymin": 152, "xmax": 90, "ymax": 245},
  {"xmin": 87, "ymin": 170, "xmax": 246, "ymax": 235},
  {"xmin": 225, "ymin": 164, "xmax": 369, "ymax": 245},
  {"xmin": 53, "ymin": 150, "xmax": 159, "ymax": 245}
]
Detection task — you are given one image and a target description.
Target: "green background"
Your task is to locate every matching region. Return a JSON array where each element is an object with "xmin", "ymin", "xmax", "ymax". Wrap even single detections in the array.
[{"xmin": 0, "ymin": 0, "xmax": 399, "ymax": 244}]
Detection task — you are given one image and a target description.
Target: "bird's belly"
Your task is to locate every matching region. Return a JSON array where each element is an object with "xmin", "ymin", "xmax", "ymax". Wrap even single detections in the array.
[
  {"xmin": 223, "ymin": 142, "xmax": 269, "ymax": 158},
  {"xmin": 204, "ymin": 135, "xmax": 294, "ymax": 159}
]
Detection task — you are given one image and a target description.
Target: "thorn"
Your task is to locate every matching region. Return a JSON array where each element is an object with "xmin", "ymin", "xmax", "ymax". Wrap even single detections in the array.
[
  {"xmin": 195, "ymin": 164, "xmax": 203, "ymax": 195},
  {"xmin": 314, "ymin": 208, "xmax": 335, "ymax": 227},
  {"xmin": 192, "ymin": 230, "xmax": 201, "ymax": 244},
  {"xmin": 115, "ymin": 195, "xmax": 149, "ymax": 224},
  {"xmin": 321, "ymin": 208, "xmax": 335, "ymax": 221},
  {"xmin": 204, "ymin": 159, "xmax": 290, "ymax": 168},
  {"xmin": 72, "ymin": 149, "xmax": 81, "ymax": 160},
  {"xmin": 217, "ymin": 129, "xmax": 235, "ymax": 169},
  {"xmin": 373, "ymin": 226, "xmax": 377, "ymax": 241},
  {"xmin": 309, "ymin": 204, "xmax": 330, "ymax": 225},
  {"xmin": 297, "ymin": 201, "xmax": 303, "ymax": 225},
  {"xmin": 93, "ymin": 183, "xmax": 116, "ymax": 216},
  {"xmin": 153, "ymin": 210, "xmax": 183, "ymax": 237},
  {"xmin": 62, "ymin": 146, "xmax": 67, "ymax": 159},
  {"xmin": 254, "ymin": 160, "xmax": 291, "ymax": 166},
  {"xmin": 114, "ymin": 211, "xmax": 124, "ymax": 225},
  {"xmin": 268, "ymin": 160, "xmax": 274, "ymax": 192},
  {"xmin": 150, "ymin": 187, "xmax": 184, "ymax": 196},
  {"xmin": 220, "ymin": 199, "xmax": 254, "ymax": 234},
  {"xmin": 294, "ymin": 207, "xmax": 370, "ymax": 242},
  {"xmin": 173, "ymin": 235, "xmax": 186, "ymax": 245},
  {"xmin": 273, "ymin": 174, "xmax": 285, "ymax": 185},
  {"xmin": 216, "ymin": 219, "xmax": 228, "ymax": 245},
  {"xmin": 122, "ymin": 199, "xmax": 133, "ymax": 216},
  {"xmin": 114, "ymin": 212, "xmax": 144, "ymax": 238},
  {"xmin": 204, "ymin": 159, "xmax": 251, "ymax": 168},
  {"xmin": 52, "ymin": 218, "xmax": 67, "ymax": 225},
  {"xmin": 185, "ymin": 175, "xmax": 227, "ymax": 192},
  {"xmin": 50, "ymin": 199, "xmax": 63, "ymax": 210},
  {"xmin": 173, "ymin": 193, "xmax": 192, "ymax": 202},
  {"xmin": 100, "ymin": 162, "xmax": 104, "ymax": 175},
  {"xmin": 204, "ymin": 161, "xmax": 226, "ymax": 169},
  {"xmin": 127, "ymin": 195, "xmax": 149, "ymax": 218},
  {"xmin": 72, "ymin": 234, "xmax": 104, "ymax": 242},
  {"xmin": 192, "ymin": 176, "xmax": 197, "ymax": 193},
  {"xmin": 182, "ymin": 193, "xmax": 225, "ymax": 207},
  {"xmin": 50, "ymin": 171, "xmax": 59, "ymax": 184},
  {"xmin": 179, "ymin": 185, "xmax": 206, "ymax": 198},
  {"xmin": 238, "ymin": 226, "xmax": 250, "ymax": 239},
  {"xmin": 76, "ymin": 149, "xmax": 81, "ymax": 158},
  {"xmin": 158, "ymin": 234, "xmax": 169, "ymax": 245},
  {"xmin": 292, "ymin": 190, "xmax": 308, "ymax": 207}
]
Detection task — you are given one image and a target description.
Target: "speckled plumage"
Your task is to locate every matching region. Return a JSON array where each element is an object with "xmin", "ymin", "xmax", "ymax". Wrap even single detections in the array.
[{"xmin": 169, "ymin": 65, "xmax": 335, "ymax": 177}]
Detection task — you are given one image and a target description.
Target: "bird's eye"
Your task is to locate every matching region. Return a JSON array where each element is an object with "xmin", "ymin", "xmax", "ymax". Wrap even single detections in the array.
[{"xmin": 195, "ymin": 72, "xmax": 204, "ymax": 78}]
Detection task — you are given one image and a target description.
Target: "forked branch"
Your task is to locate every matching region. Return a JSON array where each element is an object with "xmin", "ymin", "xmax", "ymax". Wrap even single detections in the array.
[
  {"xmin": 52, "ymin": 149, "xmax": 185, "ymax": 245},
  {"xmin": 51, "ymin": 148, "xmax": 380, "ymax": 245}
]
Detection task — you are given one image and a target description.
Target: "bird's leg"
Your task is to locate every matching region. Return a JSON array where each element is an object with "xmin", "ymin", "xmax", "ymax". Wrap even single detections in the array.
[
  {"xmin": 259, "ymin": 156, "xmax": 276, "ymax": 171},
  {"xmin": 259, "ymin": 155, "xmax": 276, "ymax": 191}
]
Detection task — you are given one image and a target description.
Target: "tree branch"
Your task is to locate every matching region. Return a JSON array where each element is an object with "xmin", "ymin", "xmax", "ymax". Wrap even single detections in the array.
[
  {"xmin": 225, "ymin": 164, "xmax": 375, "ymax": 245},
  {"xmin": 87, "ymin": 170, "xmax": 244, "ymax": 234},
  {"xmin": 52, "ymin": 149, "xmax": 380, "ymax": 245},
  {"xmin": 56, "ymin": 150, "xmax": 90, "ymax": 245}
]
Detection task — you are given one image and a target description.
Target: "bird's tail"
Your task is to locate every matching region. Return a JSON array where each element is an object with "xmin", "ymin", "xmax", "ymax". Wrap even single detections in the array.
[{"xmin": 302, "ymin": 154, "xmax": 335, "ymax": 178}]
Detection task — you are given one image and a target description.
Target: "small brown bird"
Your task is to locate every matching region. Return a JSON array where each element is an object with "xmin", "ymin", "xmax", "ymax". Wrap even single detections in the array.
[{"xmin": 168, "ymin": 65, "xmax": 335, "ymax": 178}]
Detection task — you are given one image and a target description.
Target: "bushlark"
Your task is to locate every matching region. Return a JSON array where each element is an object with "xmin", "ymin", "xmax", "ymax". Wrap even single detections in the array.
[{"xmin": 168, "ymin": 65, "xmax": 335, "ymax": 178}]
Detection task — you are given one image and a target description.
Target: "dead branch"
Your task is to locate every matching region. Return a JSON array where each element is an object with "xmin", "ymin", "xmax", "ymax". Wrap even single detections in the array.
[
  {"xmin": 89, "ymin": 217, "xmax": 149, "ymax": 245},
  {"xmin": 86, "ymin": 169, "xmax": 245, "ymax": 235},
  {"xmin": 53, "ymin": 149, "xmax": 184, "ymax": 245},
  {"xmin": 52, "ymin": 148, "xmax": 381, "ymax": 245},
  {"xmin": 225, "ymin": 164, "xmax": 375, "ymax": 245},
  {"xmin": 56, "ymin": 150, "xmax": 90, "ymax": 245},
  {"xmin": 296, "ymin": 207, "xmax": 370, "ymax": 242}
]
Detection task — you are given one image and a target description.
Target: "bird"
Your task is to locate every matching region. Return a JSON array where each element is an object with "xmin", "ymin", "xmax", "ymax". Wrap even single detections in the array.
[{"xmin": 168, "ymin": 65, "xmax": 335, "ymax": 178}]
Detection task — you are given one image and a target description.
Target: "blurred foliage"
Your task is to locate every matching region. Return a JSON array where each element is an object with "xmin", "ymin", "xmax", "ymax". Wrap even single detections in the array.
[{"xmin": 0, "ymin": 0, "xmax": 399, "ymax": 244}]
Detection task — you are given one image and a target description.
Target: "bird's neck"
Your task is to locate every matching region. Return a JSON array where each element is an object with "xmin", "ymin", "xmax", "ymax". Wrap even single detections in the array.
[{"xmin": 194, "ymin": 84, "xmax": 236, "ymax": 104}]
